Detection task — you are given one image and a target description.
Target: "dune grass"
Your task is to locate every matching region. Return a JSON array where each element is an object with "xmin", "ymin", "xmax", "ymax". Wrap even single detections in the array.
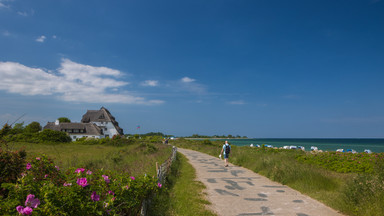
[
  {"xmin": 4, "ymin": 141, "xmax": 172, "ymax": 176},
  {"xmin": 172, "ymin": 138, "xmax": 384, "ymax": 216},
  {"xmin": 149, "ymin": 152, "xmax": 217, "ymax": 216}
]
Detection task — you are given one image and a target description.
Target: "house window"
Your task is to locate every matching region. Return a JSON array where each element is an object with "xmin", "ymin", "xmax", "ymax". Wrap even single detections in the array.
[{"xmin": 74, "ymin": 129, "xmax": 79, "ymax": 133}]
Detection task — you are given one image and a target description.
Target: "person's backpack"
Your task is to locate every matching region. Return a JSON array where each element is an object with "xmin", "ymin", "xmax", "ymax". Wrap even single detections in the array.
[{"xmin": 225, "ymin": 144, "xmax": 230, "ymax": 154}]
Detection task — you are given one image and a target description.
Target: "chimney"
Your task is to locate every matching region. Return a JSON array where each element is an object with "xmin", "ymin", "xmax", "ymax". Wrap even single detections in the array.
[{"xmin": 55, "ymin": 119, "xmax": 60, "ymax": 125}]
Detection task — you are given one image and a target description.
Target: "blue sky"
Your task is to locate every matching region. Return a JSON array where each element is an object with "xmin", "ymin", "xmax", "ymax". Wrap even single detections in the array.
[{"xmin": 1, "ymin": 0, "xmax": 383, "ymax": 138}]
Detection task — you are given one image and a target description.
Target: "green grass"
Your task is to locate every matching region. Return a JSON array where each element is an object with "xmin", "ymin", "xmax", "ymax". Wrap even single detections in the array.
[
  {"xmin": 4, "ymin": 141, "xmax": 172, "ymax": 176},
  {"xmin": 149, "ymin": 152, "xmax": 217, "ymax": 216},
  {"xmin": 172, "ymin": 138, "xmax": 384, "ymax": 216}
]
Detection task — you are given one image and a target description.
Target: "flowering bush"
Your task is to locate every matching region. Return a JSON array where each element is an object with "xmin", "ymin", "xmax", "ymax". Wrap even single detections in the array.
[{"xmin": 0, "ymin": 155, "xmax": 162, "ymax": 215}]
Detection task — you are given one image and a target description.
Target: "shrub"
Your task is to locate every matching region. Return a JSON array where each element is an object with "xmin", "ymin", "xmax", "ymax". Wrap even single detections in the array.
[
  {"xmin": 0, "ymin": 144, "xmax": 27, "ymax": 197},
  {"xmin": 0, "ymin": 155, "xmax": 162, "ymax": 215},
  {"xmin": 24, "ymin": 122, "xmax": 42, "ymax": 134},
  {"xmin": 38, "ymin": 129, "xmax": 71, "ymax": 143}
]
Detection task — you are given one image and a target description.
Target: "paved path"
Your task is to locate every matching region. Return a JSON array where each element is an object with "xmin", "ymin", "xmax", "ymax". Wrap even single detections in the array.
[{"xmin": 178, "ymin": 148, "xmax": 343, "ymax": 216}]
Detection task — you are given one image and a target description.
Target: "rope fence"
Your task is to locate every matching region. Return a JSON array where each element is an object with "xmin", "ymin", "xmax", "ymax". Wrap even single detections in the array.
[{"xmin": 141, "ymin": 145, "xmax": 178, "ymax": 215}]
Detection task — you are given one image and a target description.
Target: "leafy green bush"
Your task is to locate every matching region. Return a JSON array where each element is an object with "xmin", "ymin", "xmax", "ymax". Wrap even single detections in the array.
[
  {"xmin": 0, "ymin": 146, "xmax": 27, "ymax": 189},
  {"xmin": 38, "ymin": 129, "xmax": 71, "ymax": 143},
  {"xmin": 24, "ymin": 122, "xmax": 42, "ymax": 134}
]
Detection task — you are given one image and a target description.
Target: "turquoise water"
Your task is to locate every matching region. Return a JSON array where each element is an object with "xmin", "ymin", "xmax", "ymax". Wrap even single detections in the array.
[{"xmin": 219, "ymin": 139, "xmax": 384, "ymax": 153}]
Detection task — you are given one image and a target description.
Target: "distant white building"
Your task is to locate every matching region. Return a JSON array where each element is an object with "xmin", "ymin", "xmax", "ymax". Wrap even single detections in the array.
[
  {"xmin": 44, "ymin": 107, "xmax": 124, "ymax": 141},
  {"xmin": 80, "ymin": 107, "xmax": 123, "ymax": 138}
]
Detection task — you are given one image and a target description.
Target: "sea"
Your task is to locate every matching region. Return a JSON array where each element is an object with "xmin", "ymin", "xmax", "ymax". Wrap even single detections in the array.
[{"xmin": 218, "ymin": 138, "xmax": 384, "ymax": 153}]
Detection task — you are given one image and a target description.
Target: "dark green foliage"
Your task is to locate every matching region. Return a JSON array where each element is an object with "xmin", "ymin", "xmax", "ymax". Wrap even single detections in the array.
[
  {"xmin": 0, "ymin": 124, "xmax": 12, "ymax": 138},
  {"xmin": 0, "ymin": 144, "xmax": 27, "ymax": 197},
  {"xmin": 24, "ymin": 121, "xmax": 42, "ymax": 133},
  {"xmin": 57, "ymin": 117, "xmax": 71, "ymax": 123},
  {"xmin": 39, "ymin": 129, "xmax": 71, "ymax": 143},
  {"xmin": 9, "ymin": 122, "xmax": 25, "ymax": 135}
]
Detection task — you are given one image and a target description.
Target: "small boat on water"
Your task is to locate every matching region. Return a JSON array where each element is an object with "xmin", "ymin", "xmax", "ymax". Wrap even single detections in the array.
[
  {"xmin": 298, "ymin": 146, "xmax": 305, "ymax": 151},
  {"xmin": 289, "ymin": 145, "xmax": 297, "ymax": 150},
  {"xmin": 283, "ymin": 146, "xmax": 289, "ymax": 149},
  {"xmin": 336, "ymin": 149, "xmax": 344, "ymax": 152}
]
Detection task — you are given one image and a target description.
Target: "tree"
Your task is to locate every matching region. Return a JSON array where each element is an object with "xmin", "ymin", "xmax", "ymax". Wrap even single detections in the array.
[
  {"xmin": 58, "ymin": 117, "xmax": 71, "ymax": 123},
  {"xmin": 9, "ymin": 122, "xmax": 25, "ymax": 135},
  {"xmin": 25, "ymin": 122, "xmax": 42, "ymax": 133},
  {"xmin": 0, "ymin": 123, "xmax": 12, "ymax": 138}
]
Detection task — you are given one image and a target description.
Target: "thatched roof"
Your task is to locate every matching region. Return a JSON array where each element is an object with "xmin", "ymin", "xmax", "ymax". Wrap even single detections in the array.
[
  {"xmin": 43, "ymin": 122, "xmax": 103, "ymax": 135},
  {"xmin": 81, "ymin": 107, "xmax": 123, "ymax": 135}
]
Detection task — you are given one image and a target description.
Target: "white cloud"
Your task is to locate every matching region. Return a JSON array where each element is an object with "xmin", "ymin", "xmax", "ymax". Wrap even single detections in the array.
[
  {"xmin": 228, "ymin": 100, "xmax": 245, "ymax": 105},
  {"xmin": 17, "ymin": 9, "xmax": 34, "ymax": 16},
  {"xmin": 177, "ymin": 76, "xmax": 206, "ymax": 94},
  {"xmin": 181, "ymin": 77, "xmax": 195, "ymax": 83},
  {"xmin": 0, "ymin": 0, "xmax": 9, "ymax": 9},
  {"xmin": 2, "ymin": 30, "xmax": 11, "ymax": 36},
  {"xmin": 141, "ymin": 80, "xmax": 159, "ymax": 87},
  {"xmin": 0, "ymin": 59, "xmax": 164, "ymax": 105},
  {"xmin": 36, "ymin": 35, "xmax": 46, "ymax": 43},
  {"xmin": 17, "ymin": 11, "xmax": 28, "ymax": 16}
]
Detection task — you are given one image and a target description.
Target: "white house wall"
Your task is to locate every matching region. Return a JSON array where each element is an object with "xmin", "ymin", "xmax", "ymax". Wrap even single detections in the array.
[
  {"xmin": 92, "ymin": 122, "xmax": 119, "ymax": 137},
  {"xmin": 70, "ymin": 134, "xmax": 104, "ymax": 141}
]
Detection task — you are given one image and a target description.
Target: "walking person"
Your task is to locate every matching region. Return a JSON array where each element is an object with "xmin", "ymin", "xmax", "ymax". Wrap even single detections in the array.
[{"xmin": 220, "ymin": 140, "xmax": 231, "ymax": 167}]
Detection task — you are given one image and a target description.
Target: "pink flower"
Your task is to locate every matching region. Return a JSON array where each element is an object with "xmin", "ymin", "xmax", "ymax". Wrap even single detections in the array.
[
  {"xmin": 108, "ymin": 190, "xmax": 114, "ymax": 195},
  {"xmin": 77, "ymin": 178, "xmax": 88, "ymax": 187},
  {"xmin": 17, "ymin": 206, "xmax": 33, "ymax": 215},
  {"xmin": 44, "ymin": 174, "xmax": 48, "ymax": 178},
  {"xmin": 91, "ymin": 191, "xmax": 100, "ymax": 201},
  {"xmin": 25, "ymin": 194, "xmax": 40, "ymax": 208},
  {"xmin": 130, "ymin": 176, "xmax": 135, "ymax": 181},
  {"xmin": 157, "ymin": 183, "xmax": 162, "ymax": 188},
  {"xmin": 102, "ymin": 175, "xmax": 110, "ymax": 183},
  {"xmin": 16, "ymin": 206, "xmax": 24, "ymax": 214},
  {"xmin": 26, "ymin": 163, "xmax": 31, "ymax": 170},
  {"xmin": 63, "ymin": 182, "xmax": 72, "ymax": 187},
  {"xmin": 75, "ymin": 168, "xmax": 85, "ymax": 174},
  {"xmin": 55, "ymin": 166, "xmax": 60, "ymax": 171},
  {"xmin": 36, "ymin": 157, "xmax": 40, "ymax": 161},
  {"xmin": 22, "ymin": 207, "xmax": 33, "ymax": 215},
  {"xmin": 125, "ymin": 185, "xmax": 129, "ymax": 190},
  {"xmin": 86, "ymin": 170, "xmax": 92, "ymax": 175}
]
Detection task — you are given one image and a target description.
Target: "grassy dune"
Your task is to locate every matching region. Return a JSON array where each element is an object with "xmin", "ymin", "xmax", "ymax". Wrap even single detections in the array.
[
  {"xmin": 172, "ymin": 138, "xmax": 384, "ymax": 216},
  {"xmin": 5, "ymin": 141, "xmax": 172, "ymax": 176}
]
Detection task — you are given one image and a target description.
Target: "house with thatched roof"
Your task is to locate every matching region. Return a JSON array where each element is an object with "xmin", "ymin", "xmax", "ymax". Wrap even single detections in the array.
[{"xmin": 43, "ymin": 107, "xmax": 124, "ymax": 141}]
